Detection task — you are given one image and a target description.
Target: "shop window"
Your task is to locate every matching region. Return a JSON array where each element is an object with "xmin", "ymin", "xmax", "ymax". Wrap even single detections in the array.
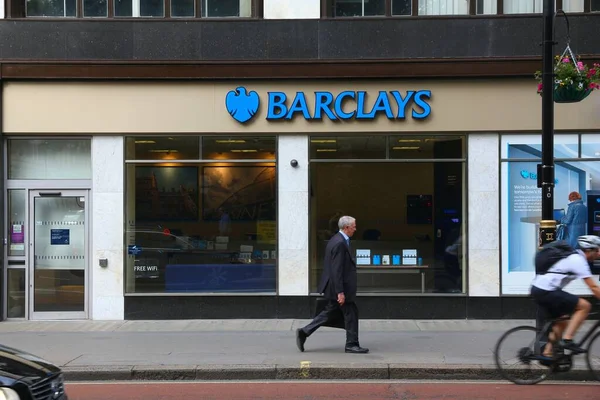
[
  {"xmin": 310, "ymin": 135, "xmax": 466, "ymax": 294},
  {"xmin": 501, "ymin": 133, "xmax": 600, "ymax": 295},
  {"xmin": 310, "ymin": 136, "xmax": 386, "ymax": 159},
  {"xmin": 202, "ymin": 136, "xmax": 276, "ymax": 160},
  {"xmin": 126, "ymin": 136, "xmax": 200, "ymax": 160},
  {"xmin": 125, "ymin": 136, "xmax": 277, "ymax": 294},
  {"xmin": 593, "ymin": 0, "xmax": 600, "ymax": 11},
  {"xmin": 7, "ymin": 139, "xmax": 91, "ymax": 180}
]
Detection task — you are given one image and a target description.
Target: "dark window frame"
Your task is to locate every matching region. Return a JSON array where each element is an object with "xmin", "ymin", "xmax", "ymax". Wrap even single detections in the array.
[
  {"xmin": 7, "ymin": 0, "xmax": 263, "ymax": 19},
  {"xmin": 322, "ymin": 0, "xmax": 595, "ymax": 17}
]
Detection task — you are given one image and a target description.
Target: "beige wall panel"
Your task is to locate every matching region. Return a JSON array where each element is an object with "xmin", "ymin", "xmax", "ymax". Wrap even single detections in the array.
[{"xmin": 4, "ymin": 80, "xmax": 600, "ymax": 133}]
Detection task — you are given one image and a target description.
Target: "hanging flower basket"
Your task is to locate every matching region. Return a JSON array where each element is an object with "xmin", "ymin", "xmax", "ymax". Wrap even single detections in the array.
[
  {"xmin": 534, "ymin": 44, "xmax": 600, "ymax": 104},
  {"xmin": 552, "ymin": 85, "xmax": 592, "ymax": 103}
]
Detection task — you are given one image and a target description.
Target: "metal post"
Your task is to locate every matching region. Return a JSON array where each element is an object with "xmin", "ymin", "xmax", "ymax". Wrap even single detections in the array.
[{"xmin": 538, "ymin": 0, "xmax": 556, "ymax": 249}]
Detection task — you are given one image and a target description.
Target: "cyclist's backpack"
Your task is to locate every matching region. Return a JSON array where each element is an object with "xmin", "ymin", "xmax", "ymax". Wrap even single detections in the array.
[{"xmin": 534, "ymin": 240, "xmax": 577, "ymax": 275}]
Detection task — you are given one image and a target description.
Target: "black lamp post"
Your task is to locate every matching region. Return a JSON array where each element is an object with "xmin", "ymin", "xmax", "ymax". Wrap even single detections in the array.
[{"xmin": 538, "ymin": 0, "xmax": 556, "ymax": 248}]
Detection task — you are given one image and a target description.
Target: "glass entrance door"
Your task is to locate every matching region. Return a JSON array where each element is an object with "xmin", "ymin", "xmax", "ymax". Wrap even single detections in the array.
[{"xmin": 29, "ymin": 190, "xmax": 89, "ymax": 320}]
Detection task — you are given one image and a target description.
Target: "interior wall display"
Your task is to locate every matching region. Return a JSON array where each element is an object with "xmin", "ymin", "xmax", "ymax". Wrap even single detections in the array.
[
  {"xmin": 202, "ymin": 166, "xmax": 276, "ymax": 221},
  {"xmin": 135, "ymin": 166, "xmax": 199, "ymax": 222}
]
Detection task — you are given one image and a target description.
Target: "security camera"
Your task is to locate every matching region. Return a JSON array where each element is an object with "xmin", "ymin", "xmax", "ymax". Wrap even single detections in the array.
[{"xmin": 290, "ymin": 159, "xmax": 299, "ymax": 168}]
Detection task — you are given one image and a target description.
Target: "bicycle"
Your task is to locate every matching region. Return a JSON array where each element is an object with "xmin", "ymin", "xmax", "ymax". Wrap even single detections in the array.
[{"xmin": 494, "ymin": 307, "xmax": 600, "ymax": 385}]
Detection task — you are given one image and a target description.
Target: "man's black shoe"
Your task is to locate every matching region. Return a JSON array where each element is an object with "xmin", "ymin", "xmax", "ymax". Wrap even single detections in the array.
[
  {"xmin": 296, "ymin": 329, "xmax": 307, "ymax": 352},
  {"xmin": 345, "ymin": 345, "xmax": 369, "ymax": 354},
  {"xmin": 558, "ymin": 339, "xmax": 586, "ymax": 354}
]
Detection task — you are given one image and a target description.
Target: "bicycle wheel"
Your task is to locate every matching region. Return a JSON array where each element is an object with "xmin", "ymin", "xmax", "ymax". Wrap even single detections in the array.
[
  {"xmin": 585, "ymin": 330, "xmax": 600, "ymax": 381},
  {"xmin": 494, "ymin": 326, "xmax": 552, "ymax": 385}
]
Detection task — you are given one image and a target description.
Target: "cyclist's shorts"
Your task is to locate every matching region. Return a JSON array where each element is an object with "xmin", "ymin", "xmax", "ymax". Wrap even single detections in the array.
[{"xmin": 531, "ymin": 286, "xmax": 579, "ymax": 318}]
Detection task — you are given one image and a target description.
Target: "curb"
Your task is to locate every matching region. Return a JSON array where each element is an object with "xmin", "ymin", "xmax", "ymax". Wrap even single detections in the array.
[{"xmin": 61, "ymin": 364, "xmax": 598, "ymax": 382}]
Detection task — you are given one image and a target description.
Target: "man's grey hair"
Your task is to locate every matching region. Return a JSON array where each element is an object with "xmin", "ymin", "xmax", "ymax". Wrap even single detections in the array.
[{"xmin": 338, "ymin": 216, "xmax": 356, "ymax": 230}]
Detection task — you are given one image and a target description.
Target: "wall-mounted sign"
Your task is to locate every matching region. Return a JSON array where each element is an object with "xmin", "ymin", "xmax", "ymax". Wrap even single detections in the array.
[{"xmin": 225, "ymin": 87, "xmax": 432, "ymax": 124}]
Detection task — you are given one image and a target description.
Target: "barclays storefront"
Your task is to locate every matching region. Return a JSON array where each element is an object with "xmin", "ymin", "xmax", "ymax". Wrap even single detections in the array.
[{"xmin": 3, "ymin": 79, "xmax": 600, "ymax": 320}]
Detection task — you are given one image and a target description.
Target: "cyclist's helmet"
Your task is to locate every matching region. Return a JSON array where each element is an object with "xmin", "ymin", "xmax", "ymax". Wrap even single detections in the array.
[{"xmin": 577, "ymin": 235, "xmax": 600, "ymax": 250}]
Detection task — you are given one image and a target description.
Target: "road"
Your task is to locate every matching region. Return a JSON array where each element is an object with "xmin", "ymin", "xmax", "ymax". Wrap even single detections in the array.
[{"xmin": 65, "ymin": 381, "xmax": 600, "ymax": 400}]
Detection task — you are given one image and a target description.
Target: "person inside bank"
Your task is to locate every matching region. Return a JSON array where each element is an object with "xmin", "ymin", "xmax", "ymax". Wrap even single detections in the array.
[{"xmin": 561, "ymin": 191, "xmax": 587, "ymax": 248}]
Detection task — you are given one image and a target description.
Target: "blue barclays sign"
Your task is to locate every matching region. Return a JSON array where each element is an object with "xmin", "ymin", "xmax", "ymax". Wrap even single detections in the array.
[{"xmin": 225, "ymin": 86, "xmax": 432, "ymax": 124}]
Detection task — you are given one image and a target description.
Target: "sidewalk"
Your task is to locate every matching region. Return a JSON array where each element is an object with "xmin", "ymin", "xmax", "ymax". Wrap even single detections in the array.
[{"xmin": 0, "ymin": 319, "xmax": 597, "ymax": 382}]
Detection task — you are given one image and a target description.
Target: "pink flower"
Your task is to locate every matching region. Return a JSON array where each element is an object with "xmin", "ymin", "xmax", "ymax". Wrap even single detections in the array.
[
  {"xmin": 577, "ymin": 61, "xmax": 584, "ymax": 70},
  {"xmin": 563, "ymin": 57, "xmax": 570, "ymax": 63},
  {"xmin": 587, "ymin": 69, "xmax": 596, "ymax": 78},
  {"xmin": 537, "ymin": 83, "xmax": 543, "ymax": 92}
]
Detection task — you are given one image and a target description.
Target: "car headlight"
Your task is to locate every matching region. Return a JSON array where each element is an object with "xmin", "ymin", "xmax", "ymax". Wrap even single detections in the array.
[
  {"xmin": 0, "ymin": 388, "xmax": 20, "ymax": 400},
  {"xmin": 50, "ymin": 375, "xmax": 64, "ymax": 399}
]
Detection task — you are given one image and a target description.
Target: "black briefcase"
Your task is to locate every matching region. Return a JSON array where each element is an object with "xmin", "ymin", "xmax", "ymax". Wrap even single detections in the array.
[{"xmin": 315, "ymin": 297, "xmax": 345, "ymax": 329}]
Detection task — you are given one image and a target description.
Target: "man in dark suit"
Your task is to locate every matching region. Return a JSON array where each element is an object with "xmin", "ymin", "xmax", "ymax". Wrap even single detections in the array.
[{"xmin": 296, "ymin": 216, "xmax": 368, "ymax": 354}]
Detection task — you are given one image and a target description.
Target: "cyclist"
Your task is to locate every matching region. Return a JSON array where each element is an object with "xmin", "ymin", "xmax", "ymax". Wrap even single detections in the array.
[{"xmin": 530, "ymin": 235, "xmax": 600, "ymax": 359}]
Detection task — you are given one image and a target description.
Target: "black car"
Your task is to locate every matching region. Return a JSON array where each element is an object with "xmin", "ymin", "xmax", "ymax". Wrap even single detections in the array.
[{"xmin": 0, "ymin": 344, "xmax": 67, "ymax": 400}]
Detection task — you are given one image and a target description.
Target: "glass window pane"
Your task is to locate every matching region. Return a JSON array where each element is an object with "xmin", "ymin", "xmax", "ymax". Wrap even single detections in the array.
[
  {"xmin": 477, "ymin": 0, "xmax": 497, "ymax": 14},
  {"xmin": 392, "ymin": 0, "xmax": 411, "ymax": 15},
  {"xmin": 202, "ymin": 137, "xmax": 276, "ymax": 160},
  {"xmin": 310, "ymin": 136, "xmax": 386, "ymax": 159},
  {"xmin": 7, "ymin": 269, "xmax": 26, "ymax": 318},
  {"xmin": 141, "ymin": 0, "xmax": 164, "ymax": 16},
  {"xmin": 126, "ymin": 137, "xmax": 200, "ymax": 160},
  {"xmin": 419, "ymin": 0, "xmax": 469, "ymax": 14},
  {"xmin": 202, "ymin": 0, "xmax": 251, "ymax": 17},
  {"xmin": 114, "ymin": 0, "xmax": 164, "ymax": 17},
  {"xmin": 364, "ymin": 0, "xmax": 385, "ymax": 15},
  {"xmin": 172, "ymin": 0, "xmax": 195, "ymax": 17},
  {"xmin": 502, "ymin": 159, "xmax": 600, "ymax": 294},
  {"xmin": 27, "ymin": 0, "xmax": 77, "ymax": 16},
  {"xmin": 125, "ymin": 163, "xmax": 277, "ymax": 294},
  {"xmin": 389, "ymin": 136, "xmax": 464, "ymax": 159},
  {"xmin": 84, "ymin": 0, "xmax": 108, "ymax": 16},
  {"xmin": 8, "ymin": 190, "xmax": 26, "ymax": 257},
  {"xmin": 501, "ymin": 134, "xmax": 579, "ymax": 159},
  {"xmin": 581, "ymin": 134, "xmax": 600, "ymax": 158},
  {"xmin": 310, "ymin": 162, "xmax": 465, "ymax": 294},
  {"xmin": 335, "ymin": 0, "xmax": 385, "ymax": 16},
  {"xmin": 115, "ymin": 0, "xmax": 132, "ymax": 16},
  {"xmin": 8, "ymin": 139, "xmax": 91, "ymax": 179},
  {"xmin": 503, "ymin": 0, "xmax": 542, "ymax": 13},
  {"xmin": 593, "ymin": 0, "xmax": 600, "ymax": 11},
  {"xmin": 562, "ymin": 0, "xmax": 584, "ymax": 12}
]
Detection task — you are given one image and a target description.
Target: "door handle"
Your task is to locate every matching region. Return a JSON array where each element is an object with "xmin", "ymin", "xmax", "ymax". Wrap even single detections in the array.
[{"xmin": 39, "ymin": 192, "xmax": 62, "ymax": 196}]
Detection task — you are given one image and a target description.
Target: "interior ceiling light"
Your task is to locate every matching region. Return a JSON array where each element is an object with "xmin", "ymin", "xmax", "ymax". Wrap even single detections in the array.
[
  {"xmin": 311, "ymin": 139, "xmax": 337, "ymax": 143},
  {"xmin": 149, "ymin": 149, "xmax": 179, "ymax": 153},
  {"xmin": 392, "ymin": 146, "xmax": 420, "ymax": 150},
  {"xmin": 135, "ymin": 140, "xmax": 156, "ymax": 144},
  {"xmin": 216, "ymin": 139, "xmax": 246, "ymax": 143},
  {"xmin": 316, "ymin": 149, "xmax": 337, "ymax": 152},
  {"xmin": 231, "ymin": 149, "xmax": 258, "ymax": 153},
  {"xmin": 397, "ymin": 139, "xmax": 421, "ymax": 143}
]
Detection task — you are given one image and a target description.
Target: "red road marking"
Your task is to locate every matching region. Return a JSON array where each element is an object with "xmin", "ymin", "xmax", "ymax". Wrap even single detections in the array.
[{"xmin": 65, "ymin": 381, "xmax": 600, "ymax": 400}]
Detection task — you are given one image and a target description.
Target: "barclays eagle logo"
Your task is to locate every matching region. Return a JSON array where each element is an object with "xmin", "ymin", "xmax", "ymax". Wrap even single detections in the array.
[{"xmin": 225, "ymin": 87, "xmax": 260, "ymax": 123}]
